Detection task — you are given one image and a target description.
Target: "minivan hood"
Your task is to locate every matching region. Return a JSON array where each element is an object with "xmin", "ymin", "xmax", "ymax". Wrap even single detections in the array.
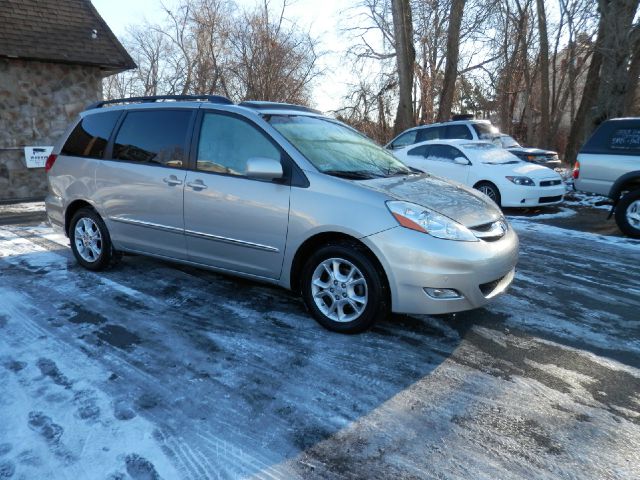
[{"xmin": 359, "ymin": 174, "xmax": 502, "ymax": 227}]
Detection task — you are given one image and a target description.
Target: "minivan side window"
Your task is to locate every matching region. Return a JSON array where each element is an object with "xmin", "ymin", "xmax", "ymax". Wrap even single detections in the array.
[
  {"xmin": 445, "ymin": 124, "xmax": 473, "ymax": 140},
  {"xmin": 112, "ymin": 110, "xmax": 192, "ymax": 168},
  {"xmin": 61, "ymin": 111, "xmax": 120, "ymax": 159},
  {"xmin": 390, "ymin": 130, "xmax": 417, "ymax": 149},
  {"xmin": 196, "ymin": 113, "xmax": 280, "ymax": 176},
  {"xmin": 416, "ymin": 126, "xmax": 444, "ymax": 142},
  {"xmin": 609, "ymin": 128, "xmax": 640, "ymax": 153}
]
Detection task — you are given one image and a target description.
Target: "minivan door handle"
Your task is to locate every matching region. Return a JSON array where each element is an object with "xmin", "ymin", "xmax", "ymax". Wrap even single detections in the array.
[
  {"xmin": 163, "ymin": 175, "xmax": 183, "ymax": 186},
  {"xmin": 186, "ymin": 180, "xmax": 208, "ymax": 191}
]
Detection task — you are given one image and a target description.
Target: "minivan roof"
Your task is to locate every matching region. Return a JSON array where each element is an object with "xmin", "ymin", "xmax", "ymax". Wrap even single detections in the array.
[
  {"xmin": 396, "ymin": 118, "xmax": 493, "ymax": 134},
  {"xmin": 85, "ymin": 95, "xmax": 322, "ymax": 116}
]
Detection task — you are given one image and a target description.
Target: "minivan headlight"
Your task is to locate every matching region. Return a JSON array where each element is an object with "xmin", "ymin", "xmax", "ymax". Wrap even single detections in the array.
[
  {"xmin": 506, "ymin": 176, "xmax": 535, "ymax": 186},
  {"xmin": 386, "ymin": 201, "xmax": 478, "ymax": 242}
]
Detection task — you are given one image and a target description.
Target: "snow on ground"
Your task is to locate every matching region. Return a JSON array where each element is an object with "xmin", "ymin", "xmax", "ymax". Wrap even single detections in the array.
[
  {"xmin": 0, "ymin": 204, "xmax": 639, "ymax": 479},
  {"xmin": 563, "ymin": 191, "xmax": 612, "ymax": 211},
  {"xmin": 507, "ymin": 215, "xmax": 640, "ymax": 250},
  {"xmin": 507, "ymin": 206, "xmax": 578, "ymax": 221},
  {"xmin": 0, "ymin": 201, "xmax": 46, "ymax": 215}
]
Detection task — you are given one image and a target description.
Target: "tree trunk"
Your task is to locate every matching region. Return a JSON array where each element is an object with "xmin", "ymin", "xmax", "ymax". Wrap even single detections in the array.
[
  {"xmin": 624, "ymin": 25, "xmax": 640, "ymax": 115},
  {"xmin": 590, "ymin": 0, "xmax": 640, "ymax": 124},
  {"xmin": 536, "ymin": 0, "xmax": 551, "ymax": 148},
  {"xmin": 437, "ymin": 0, "xmax": 466, "ymax": 122},
  {"xmin": 564, "ymin": 19, "xmax": 605, "ymax": 165},
  {"xmin": 391, "ymin": 0, "xmax": 415, "ymax": 134}
]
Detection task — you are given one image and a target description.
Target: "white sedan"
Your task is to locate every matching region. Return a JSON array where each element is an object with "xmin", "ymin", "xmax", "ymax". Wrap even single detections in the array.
[{"xmin": 393, "ymin": 139, "xmax": 566, "ymax": 207}]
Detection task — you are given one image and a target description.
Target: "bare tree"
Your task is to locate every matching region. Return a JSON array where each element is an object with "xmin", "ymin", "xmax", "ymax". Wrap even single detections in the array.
[
  {"xmin": 228, "ymin": 1, "xmax": 320, "ymax": 103},
  {"xmin": 391, "ymin": 0, "xmax": 415, "ymax": 134},
  {"xmin": 565, "ymin": 0, "xmax": 639, "ymax": 164},
  {"xmin": 437, "ymin": 0, "xmax": 466, "ymax": 121},
  {"xmin": 103, "ymin": 0, "xmax": 321, "ymax": 105},
  {"xmin": 536, "ymin": 0, "xmax": 550, "ymax": 147},
  {"xmin": 624, "ymin": 24, "xmax": 640, "ymax": 115},
  {"xmin": 590, "ymin": 0, "xmax": 639, "ymax": 123}
]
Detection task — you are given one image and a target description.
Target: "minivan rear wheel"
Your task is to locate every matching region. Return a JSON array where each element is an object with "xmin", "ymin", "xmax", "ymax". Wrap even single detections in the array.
[
  {"xmin": 615, "ymin": 189, "xmax": 640, "ymax": 238},
  {"xmin": 69, "ymin": 208, "xmax": 118, "ymax": 271},
  {"xmin": 301, "ymin": 243, "xmax": 388, "ymax": 333}
]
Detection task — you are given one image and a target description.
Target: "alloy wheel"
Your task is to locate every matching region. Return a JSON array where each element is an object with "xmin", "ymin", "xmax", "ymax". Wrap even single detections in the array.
[
  {"xmin": 74, "ymin": 217, "xmax": 103, "ymax": 263},
  {"xmin": 626, "ymin": 200, "xmax": 640, "ymax": 229},
  {"xmin": 311, "ymin": 258, "xmax": 368, "ymax": 322}
]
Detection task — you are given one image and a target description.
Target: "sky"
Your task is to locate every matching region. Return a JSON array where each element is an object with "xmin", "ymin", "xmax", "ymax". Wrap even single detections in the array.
[{"xmin": 91, "ymin": 0, "xmax": 355, "ymax": 111}]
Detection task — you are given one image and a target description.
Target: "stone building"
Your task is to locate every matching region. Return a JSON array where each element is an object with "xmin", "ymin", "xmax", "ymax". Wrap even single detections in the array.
[{"xmin": 0, "ymin": 0, "xmax": 135, "ymax": 202}]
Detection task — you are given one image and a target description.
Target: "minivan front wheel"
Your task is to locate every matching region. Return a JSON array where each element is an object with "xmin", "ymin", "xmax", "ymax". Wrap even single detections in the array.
[
  {"xmin": 69, "ymin": 208, "xmax": 118, "ymax": 271},
  {"xmin": 615, "ymin": 189, "xmax": 640, "ymax": 238},
  {"xmin": 301, "ymin": 243, "xmax": 388, "ymax": 333}
]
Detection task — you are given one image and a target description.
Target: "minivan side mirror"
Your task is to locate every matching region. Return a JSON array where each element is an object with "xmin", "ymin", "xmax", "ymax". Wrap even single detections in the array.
[
  {"xmin": 246, "ymin": 157, "xmax": 284, "ymax": 180},
  {"xmin": 454, "ymin": 157, "xmax": 470, "ymax": 166}
]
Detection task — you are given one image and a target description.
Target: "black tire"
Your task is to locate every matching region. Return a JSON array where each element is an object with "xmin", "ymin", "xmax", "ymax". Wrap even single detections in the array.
[
  {"xmin": 69, "ymin": 207, "xmax": 118, "ymax": 271},
  {"xmin": 301, "ymin": 242, "xmax": 389, "ymax": 333},
  {"xmin": 475, "ymin": 181, "xmax": 502, "ymax": 207},
  {"xmin": 615, "ymin": 189, "xmax": 640, "ymax": 238}
]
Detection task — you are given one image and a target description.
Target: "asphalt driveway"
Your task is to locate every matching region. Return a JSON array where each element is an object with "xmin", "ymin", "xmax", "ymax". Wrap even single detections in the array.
[{"xmin": 0, "ymin": 203, "xmax": 639, "ymax": 479}]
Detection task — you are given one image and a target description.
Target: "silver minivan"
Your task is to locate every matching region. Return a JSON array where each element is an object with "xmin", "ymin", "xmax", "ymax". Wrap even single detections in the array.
[{"xmin": 45, "ymin": 96, "xmax": 518, "ymax": 333}]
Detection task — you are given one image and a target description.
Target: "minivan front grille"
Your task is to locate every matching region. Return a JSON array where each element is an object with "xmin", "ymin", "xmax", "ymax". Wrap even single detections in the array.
[{"xmin": 469, "ymin": 220, "xmax": 507, "ymax": 242}]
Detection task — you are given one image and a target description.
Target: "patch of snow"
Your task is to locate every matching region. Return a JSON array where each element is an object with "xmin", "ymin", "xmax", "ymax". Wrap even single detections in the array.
[
  {"xmin": 0, "ymin": 201, "xmax": 45, "ymax": 215},
  {"xmin": 508, "ymin": 207, "xmax": 577, "ymax": 221},
  {"xmin": 564, "ymin": 191, "xmax": 612, "ymax": 211},
  {"xmin": 508, "ymin": 217, "xmax": 640, "ymax": 250}
]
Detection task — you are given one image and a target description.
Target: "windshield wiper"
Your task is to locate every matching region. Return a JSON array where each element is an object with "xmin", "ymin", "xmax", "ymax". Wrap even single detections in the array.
[
  {"xmin": 386, "ymin": 168, "xmax": 413, "ymax": 177},
  {"xmin": 323, "ymin": 170, "xmax": 383, "ymax": 180}
]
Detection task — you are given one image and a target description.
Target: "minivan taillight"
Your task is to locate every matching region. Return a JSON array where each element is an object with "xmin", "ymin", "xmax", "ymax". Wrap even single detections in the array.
[
  {"xmin": 572, "ymin": 160, "xmax": 580, "ymax": 180},
  {"xmin": 45, "ymin": 154, "xmax": 57, "ymax": 172}
]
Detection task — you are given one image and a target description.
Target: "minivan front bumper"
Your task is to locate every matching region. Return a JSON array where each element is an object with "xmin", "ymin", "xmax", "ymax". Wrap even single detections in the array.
[{"xmin": 363, "ymin": 226, "xmax": 519, "ymax": 315}]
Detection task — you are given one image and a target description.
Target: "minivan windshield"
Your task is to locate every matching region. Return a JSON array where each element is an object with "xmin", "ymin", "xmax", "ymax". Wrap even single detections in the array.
[{"xmin": 266, "ymin": 115, "xmax": 412, "ymax": 179}]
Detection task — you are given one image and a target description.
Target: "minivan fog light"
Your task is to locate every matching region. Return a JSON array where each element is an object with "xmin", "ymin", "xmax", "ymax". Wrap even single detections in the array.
[{"xmin": 424, "ymin": 287, "xmax": 462, "ymax": 299}]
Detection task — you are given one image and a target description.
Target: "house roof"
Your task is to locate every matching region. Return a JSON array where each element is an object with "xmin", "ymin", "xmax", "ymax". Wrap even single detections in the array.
[{"xmin": 0, "ymin": 0, "xmax": 136, "ymax": 73}]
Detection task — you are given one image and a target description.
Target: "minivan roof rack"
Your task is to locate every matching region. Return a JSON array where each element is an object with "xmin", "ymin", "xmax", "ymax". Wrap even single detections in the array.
[
  {"xmin": 86, "ymin": 94, "xmax": 233, "ymax": 110},
  {"xmin": 450, "ymin": 113, "xmax": 475, "ymax": 121},
  {"xmin": 239, "ymin": 100, "xmax": 322, "ymax": 114}
]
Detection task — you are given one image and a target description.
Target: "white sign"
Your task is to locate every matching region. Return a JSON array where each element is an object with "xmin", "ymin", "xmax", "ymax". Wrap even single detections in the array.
[{"xmin": 24, "ymin": 146, "xmax": 54, "ymax": 168}]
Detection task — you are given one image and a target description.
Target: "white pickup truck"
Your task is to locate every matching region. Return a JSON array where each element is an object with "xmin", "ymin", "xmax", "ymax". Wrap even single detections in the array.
[{"xmin": 574, "ymin": 118, "xmax": 640, "ymax": 237}]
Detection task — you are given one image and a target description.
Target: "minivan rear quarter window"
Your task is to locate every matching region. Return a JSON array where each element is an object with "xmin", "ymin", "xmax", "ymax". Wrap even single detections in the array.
[
  {"xmin": 445, "ymin": 124, "xmax": 473, "ymax": 140},
  {"xmin": 61, "ymin": 110, "xmax": 120, "ymax": 159},
  {"xmin": 112, "ymin": 110, "xmax": 192, "ymax": 168},
  {"xmin": 472, "ymin": 123, "xmax": 499, "ymax": 140}
]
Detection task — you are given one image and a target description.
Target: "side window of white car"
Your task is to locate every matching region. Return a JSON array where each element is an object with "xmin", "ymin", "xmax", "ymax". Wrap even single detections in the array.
[
  {"xmin": 427, "ymin": 145, "xmax": 460, "ymax": 163},
  {"xmin": 407, "ymin": 145, "xmax": 431, "ymax": 157}
]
